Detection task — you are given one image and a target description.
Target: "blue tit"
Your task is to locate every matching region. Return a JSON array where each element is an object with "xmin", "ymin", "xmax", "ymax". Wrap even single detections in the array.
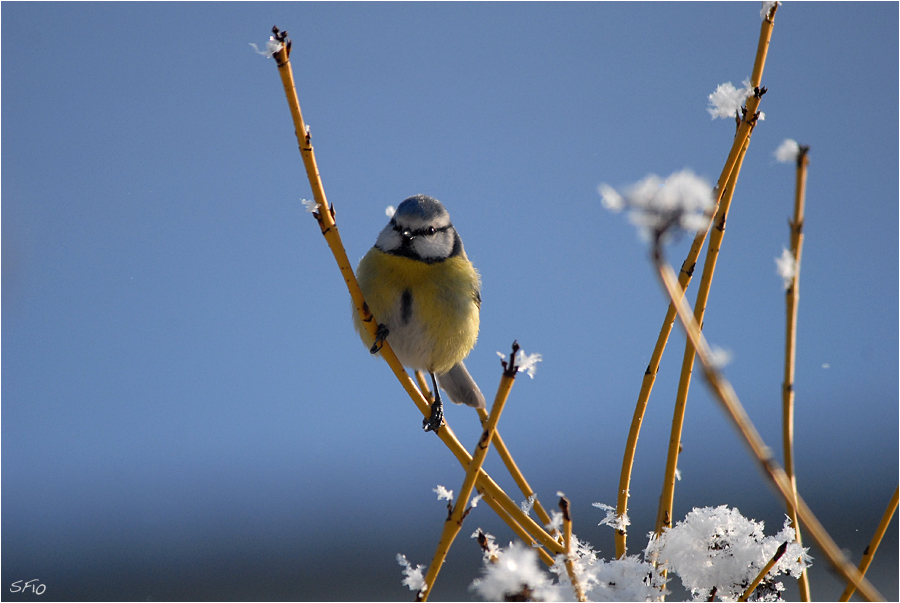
[{"xmin": 353, "ymin": 194, "xmax": 485, "ymax": 431}]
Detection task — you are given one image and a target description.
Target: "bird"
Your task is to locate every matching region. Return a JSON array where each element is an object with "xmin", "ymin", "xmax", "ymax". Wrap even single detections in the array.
[{"xmin": 353, "ymin": 194, "xmax": 485, "ymax": 432}]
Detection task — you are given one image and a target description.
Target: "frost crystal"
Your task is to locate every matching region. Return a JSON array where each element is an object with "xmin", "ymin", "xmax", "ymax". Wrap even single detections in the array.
[
  {"xmin": 707, "ymin": 80, "xmax": 753, "ymax": 119},
  {"xmin": 249, "ymin": 36, "xmax": 284, "ymax": 59},
  {"xmin": 472, "ymin": 529, "xmax": 501, "ymax": 563},
  {"xmin": 599, "ymin": 170, "xmax": 715, "ymax": 241},
  {"xmin": 385, "ymin": 205, "xmax": 396, "ymax": 218},
  {"xmin": 520, "ymin": 493, "xmax": 537, "ymax": 515},
  {"xmin": 517, "ymin": 351, "xmax": 542, "ymax": 378},
  {"xmin": 774, "ymin": 139, "xmax": 801, "ymax": 164},
  {"xmin": 473, "ymin": 507, "xmax": 807, "ymax": 601},
  {"xmin": 397, "ymin": 553, "xmax": 427, "ymax": 593},
  {"xmin": 646, "ymin": 506, "xmax": 811, "ymax": 602},
  {"xmin": 708, "ymin": 345, "xmax": 733, "ymax": 369},
  {"xmin": 433, "ymin": 485, "xmax": 454, "ymax": 502},
  {"xmin": 586, "ymin": 555, "xmax": 666, "ymax": 602},
  {"xmin": 474, "ymin": 536, "xmax": 664, "ymax": 601},
  {"xmin": 302, "ymin": 198, "xmax": 320, "ymax": 213},
  {"xmin": 775, "ymin": 247, "xmax": 796, "ymax": 289},
  {"xmin": 546, "ymin": 510, "xmax": 564, "ymax": 534},
  {"xmin": 552, "ymin": 540, "xmax": 665, "ymax": 603},
  {"xmin": 594, "ymin": 502, "xmax": 631, "ymax": 532},
  {"xmin": 496, "ymin": 349, "xmax": 543, "ymax": 379},
  {"xmin": 599, "ymin": 184, "xmax": 626, "ymax": 211},
  {"xmin": 471, "ymin": 541, "xmax": 562, "ymax": 601},
  {"xmin": 761, "ymin": 1, "xmax": 781, "ymax": 19}
]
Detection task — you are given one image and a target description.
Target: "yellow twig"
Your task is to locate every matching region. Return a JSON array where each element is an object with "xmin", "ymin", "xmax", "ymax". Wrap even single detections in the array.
[
  {"xmin": 617, "ymin": 5, "xmax": 776, "ymax": 557},
  {"xmin": 270, "ymin": 29, "xmax": 563, "ymax": 569},
  {"xmin": 418, "ymin": 344, "xmax": 518, "ymax": 601},
  {"xmin": 839, "ymin": 486, "xmax": 899, "ymax": 602},
  {"xmin": 560, "ymin": 496, "xmax": 586, "ymax": 602},
  {"xmin": 738, "ymin": 541, "xmax": 788, "ymax": 601},
  {"xmin": 415, "ymin": 370, "xmax": 554, "ymax": 531},
  {"xmin": 414, "ymin": 374, "xmax": 536, "ymax": 562},
  {"xmin": 414, "ymin": 371, "xmax": 434, "ymax": 404},
  {"xmin": 751, "ymin": 2, "xmax": 778, "ymax": 86},
  {"xmin": 652, "ymin": 248, "xmax": 883, "ymax": 602},
  {"xmin": 272, "ymin": 32, "xmax": 367, "ymax": 337},
  {"xmin": 442, "ymin": 423, "xmax": 565, "ymax": 556},
  {"xmin": 783, "ymin": 145, "xmax": 811, "ymax": 600}
]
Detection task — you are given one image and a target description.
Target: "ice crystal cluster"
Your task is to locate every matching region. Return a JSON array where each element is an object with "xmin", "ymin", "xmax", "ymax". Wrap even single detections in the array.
[
  {"xmin": 396, "ymin": 553, "xmax": 426, "ymax": 594},
  {"xmin": 249, "ymin": 36, "xmax": 284, "ymax": 59},
  {"xmin": 773, "ymin": 139, "xmax": 801, "ymax": 164},
  {"xmin": 775, "ymin": 247, "xmax": 796, "ymax": 290},
  {"xmin": 707, "ymin": 80, "xmax": 754, "ymax": 120},
  {"xmin": 497, "ymin": 348, "xmax": 543, "ymax": 379},
  {"xmin": 761, "ymin": 1, "xmax": 781, "ymax": 20},
  {"xmin": 451, "ymin": 505, "xmax": 808, "ymax": 602},
  {"xmin": 593, "ymin": 502, "xmax": 630, "ymax": 532},
  {"xmin": 433, "ymin": 484, "xmax": 454, "ymax": 502},
  {"xmin": 647, "ymin": 506, "xmax": 811, "ymax": 602},
  {"xmin": 707, "ymin": 79, "xmax": 766, "ymax": 122},
  {"xmin": 471, "ymin": 541, "xmax": 564, "ymax": 602},
  {"xmin": 469, "ymin": 534, "xmax": 662, "ymax": 602},
  {"xmin": 599, "ymin": 170, "xmax": 715, "ymax": 241}
]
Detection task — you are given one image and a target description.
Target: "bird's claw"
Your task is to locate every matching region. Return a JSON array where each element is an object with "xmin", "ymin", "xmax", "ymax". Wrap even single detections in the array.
[
  {"xmin": 422, "ymin": 399, "xmax": 444, "ymax": 433},
  {"xmin": 370, "ymin": 324, "xmax": 389, "ymax": 354}
]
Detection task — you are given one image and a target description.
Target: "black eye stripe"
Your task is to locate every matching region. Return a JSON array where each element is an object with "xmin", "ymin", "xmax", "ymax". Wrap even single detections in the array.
[
  {"xmin": 392, "ymin": 223, "xmax": 451, "ymax": 236},
  {"xmin": 420, "ymin": 225, "xmax": 450, "ymax": 236}
]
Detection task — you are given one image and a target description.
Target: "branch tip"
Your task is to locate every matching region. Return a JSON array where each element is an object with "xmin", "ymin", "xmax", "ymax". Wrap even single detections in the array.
[
  {"xmin": 558, "ymin": 496, "xmax": 571, "ymax": 522},
  {"xmin": 501, "ymin": 340, "xmax": 521, "ymax": 377}
]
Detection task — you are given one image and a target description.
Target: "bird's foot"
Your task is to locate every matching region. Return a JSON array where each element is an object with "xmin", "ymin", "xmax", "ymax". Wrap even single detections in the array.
[
  {"xmin": 369, "ymin": 324, "xmax": 389, "ymax": 354},
  {"xmin": 422, "ymin": 399, "xmax": 444, "ymax": 433}
]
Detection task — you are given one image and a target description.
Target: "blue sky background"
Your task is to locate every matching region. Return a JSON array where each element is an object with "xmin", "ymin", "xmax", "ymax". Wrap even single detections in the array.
[{"xmin": 2, "ymin": 2, "xmax": 897, "ymax": 601}]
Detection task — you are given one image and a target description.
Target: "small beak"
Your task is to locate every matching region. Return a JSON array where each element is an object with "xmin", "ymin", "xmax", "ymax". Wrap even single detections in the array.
[{"xmin": 401, "ymin": 228, "xmax": 414, "ymax": 240}]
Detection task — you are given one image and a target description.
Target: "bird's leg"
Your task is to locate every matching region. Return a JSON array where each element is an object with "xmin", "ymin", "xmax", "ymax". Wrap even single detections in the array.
[
  {"xmin": 369, "ymin": 324, "xmax": 389, "ymax": 354},
  {"xmin": 422, "ymin": 371, "xmax": 444, "ymax": 433}
]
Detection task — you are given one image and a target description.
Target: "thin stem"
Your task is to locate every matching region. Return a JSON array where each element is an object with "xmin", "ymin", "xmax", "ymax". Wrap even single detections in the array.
[
  {"xmin": 560, "ymin": 496, "xmax": 586, "ymax": 602},
  {"xmin": 414, "ymin": 370, "xmax": 435, "ymax": 404},
  {"xmin": 738, "ymin": 541, "xmax": 788, "ymax": 602},
  {"xmin": 751, "ymin": 2, "xmax": 779, "ymax": 87},
  {"xmin": 419, "ymin": 354, "xmax": 517, "ymax": 601},
  {"xmin": 783, "ymin": 147, "xmax": 811, "ymax": 600},
  {"xmin": 432, "ymin": 408, "xmax": 564, "ymax": 556},
  {"xmin": 839, "ymin": 486, "xmax": 899, "ymax": 602},
  {"xmin": 653, "ymin": 249, "xmax": 883, "ymax": 602},
  {"xmin": 616, "ymin": 5, "xmax": 776, "ymax": 557}
]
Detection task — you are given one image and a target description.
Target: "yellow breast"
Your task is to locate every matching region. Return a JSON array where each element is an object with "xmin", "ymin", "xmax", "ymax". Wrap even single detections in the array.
[{"xmin": 353, "ymin": 248, "xmax": 481, "ymax": 374}]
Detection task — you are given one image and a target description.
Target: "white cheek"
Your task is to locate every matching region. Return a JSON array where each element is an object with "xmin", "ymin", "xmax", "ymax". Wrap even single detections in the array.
[
  {"xmin": 375, "ymin": 228, "xmax": 402, "ymax": 251},
  {"xmin": 413, "ymin": 232, "xmax": 454, "ymax": 260}
]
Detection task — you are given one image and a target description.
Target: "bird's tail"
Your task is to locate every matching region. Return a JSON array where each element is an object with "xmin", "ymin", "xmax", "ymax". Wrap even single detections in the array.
[{"xmin": 437, "ymin": 361, "xmax": 486, "ymax": 409}]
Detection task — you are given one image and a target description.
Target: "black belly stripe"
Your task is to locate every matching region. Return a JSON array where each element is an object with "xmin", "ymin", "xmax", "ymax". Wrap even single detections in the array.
[{"xmin": 401, "ymin": 289, "xmax": 413, "ymax": 324}]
